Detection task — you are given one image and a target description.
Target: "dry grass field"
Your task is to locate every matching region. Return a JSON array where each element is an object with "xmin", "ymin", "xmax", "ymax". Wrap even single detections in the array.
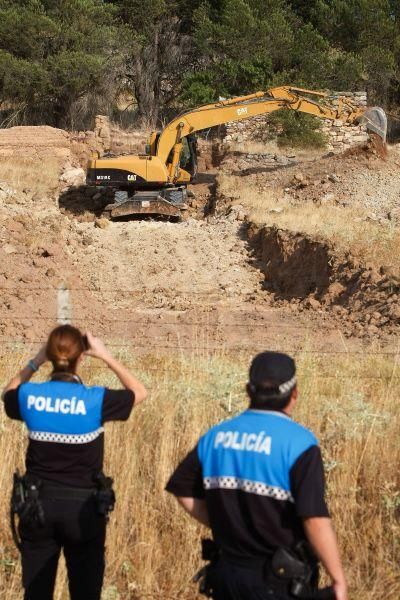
[
  {"xmin": 0, "ymin": 157, "xmax": 61, "ymax": 196},
  {"xmin": 0, "ymin": 345, "xmax": 399, "ymax": 599}
]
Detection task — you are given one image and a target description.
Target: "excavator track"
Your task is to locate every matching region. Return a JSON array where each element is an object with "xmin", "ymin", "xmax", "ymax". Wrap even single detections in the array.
[{"xmin": 102, "ymin": 189, "xmax": 188, "ymax": 220}]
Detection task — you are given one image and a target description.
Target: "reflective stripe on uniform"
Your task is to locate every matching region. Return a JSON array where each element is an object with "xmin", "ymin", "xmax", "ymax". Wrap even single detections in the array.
[
  {"xmin": 28, "ymin": 427, "xmax": 104, "ymax": 444},
  {"xmin": 203, "ymin": 476, "xmax": 294, "ymax": 502}
]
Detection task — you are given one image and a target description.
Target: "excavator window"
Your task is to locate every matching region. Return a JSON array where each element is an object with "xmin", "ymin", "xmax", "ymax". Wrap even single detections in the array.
[
  {"xmin": 151, "ymin": 132, "xmax": 161, "ymax": 156},
  {"xmin": 180, "ymin": 137, "xmax": 191, "ymax": 168},
  {"xmin": 166, "ymin": 135, "xmax": 198, "ymax": 177},
  {"xmin": 181, "ymin": 135, "xmax": 198, "ymax": 176}
]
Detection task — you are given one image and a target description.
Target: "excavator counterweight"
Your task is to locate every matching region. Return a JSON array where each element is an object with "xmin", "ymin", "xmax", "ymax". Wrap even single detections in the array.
[{"xmin": 86, "ymin": 86, "xmax": 387, "ymax": 220}]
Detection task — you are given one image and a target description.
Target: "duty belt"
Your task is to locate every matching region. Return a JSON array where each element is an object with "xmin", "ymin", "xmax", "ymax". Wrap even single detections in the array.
[
  {"xmin": 10, "ymin": 470, "xmax": 115, "ymax": 550},
  {"xmin": 195, "ymin": 539, "xmax": 335, "ymax": 600},
  {"xmin": 40, "ymin": 485, "xmax": 96, "ymax": 501},
  {"xmin": 39, "ymin": 472, "xmax": 115, "ymax": 516}
]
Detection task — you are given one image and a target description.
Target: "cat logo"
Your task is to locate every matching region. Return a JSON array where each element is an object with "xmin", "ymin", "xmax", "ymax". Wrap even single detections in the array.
[
  {"xmin": 237, "ymin": 107, "xmax": 248, "ymax": 116},
  {"xmin": 127, "ymin": 174, "xmax": 137, "ymax": 182}
]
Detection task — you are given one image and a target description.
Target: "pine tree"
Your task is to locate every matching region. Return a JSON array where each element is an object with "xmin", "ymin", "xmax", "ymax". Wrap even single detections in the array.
[{"xmin": 0, "ymin": 0, "xmax": 121, "ymax": 128}]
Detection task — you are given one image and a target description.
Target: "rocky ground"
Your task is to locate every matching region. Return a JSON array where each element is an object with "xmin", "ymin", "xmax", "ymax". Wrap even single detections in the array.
[
  {"xmin": 0, "ymin": 126, "xmax": 398, "ymax": 356},
  {"xmin": 219, "ymin": 137, "xmax": 400, "ymax": 222},
  {"xmin": 212, "ymin": 136, "xmax": 400, "ymax": 338},
  {"xmin": 0, "ymin": 188, "xmax": 351, "ymax": 354}
]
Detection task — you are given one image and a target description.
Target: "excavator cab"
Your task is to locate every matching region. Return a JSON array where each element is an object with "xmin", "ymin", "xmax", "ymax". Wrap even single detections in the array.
[
  {"xmin": 146, "ymin": 132, "xmax": 198, "ymax": 179},
  {"xmin": 179, "ymin": 135, "xmax": 198, "ymax": 178},
  {"xmin": 160, "ymin": 134, "xmax": 198, "ymax": 179}
]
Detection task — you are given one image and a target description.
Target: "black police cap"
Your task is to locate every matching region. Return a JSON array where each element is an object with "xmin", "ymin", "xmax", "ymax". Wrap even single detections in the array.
[{"xmin": 249, "ymin": 351, "xmax": 296, "ymax": 397}]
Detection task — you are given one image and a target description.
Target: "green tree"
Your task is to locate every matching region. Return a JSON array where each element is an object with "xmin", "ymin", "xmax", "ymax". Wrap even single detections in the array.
[
  {"xmin": 0, "ymin": 0, "xmax": 121, "ymax": 128},
  {"xmin": 310, "ymin": 0, "xmax": 400, "ymax": 103},
  {"xmin": 116, "ymin": 0, "xmax": 198, "ymax": 128},
  {"xmin": 181, "ymin": 0, "xmax": 295, "ymax": 105},
  {"xmin": 288, "ymin": 0, "xmax": 319, "ymax": 20},
  {"xmin": 181, "ymin": 0, "xmax": 365, "ymax": 105}
]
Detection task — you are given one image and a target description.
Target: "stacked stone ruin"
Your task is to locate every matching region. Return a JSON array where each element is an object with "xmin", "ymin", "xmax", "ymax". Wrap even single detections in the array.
[
  {"xmin": 223, "ymin": 91, "xmax": 369, "ymax": 152},
  {"xmin": 71, "ymin": 116, "xmax": 146, "ymax": 161},
  {"xmin": 321, "ymin": 91, "xmax": 369, "ymax": 151},
  {"xmin": 68, "ymin": 116, "xmax": 111, "ymax": 166}
]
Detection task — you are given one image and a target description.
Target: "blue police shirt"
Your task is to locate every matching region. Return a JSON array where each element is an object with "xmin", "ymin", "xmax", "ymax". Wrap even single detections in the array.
[
  {"xmin": 4, "ymin": 379, "xmax": 134, "ymax": 488},
  {"xmin": 166, "ymin": 409, "xmax": 329, "ymax": 557}
]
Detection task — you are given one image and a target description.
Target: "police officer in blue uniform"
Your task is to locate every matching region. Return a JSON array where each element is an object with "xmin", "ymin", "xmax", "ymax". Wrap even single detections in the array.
[
  {"xmin": 2, "ymin": 325, "xmax": 147, "ymax": 600},
  {"xmin": 166, "ymin": 352, "xmax": 348, "ymax": 600}
]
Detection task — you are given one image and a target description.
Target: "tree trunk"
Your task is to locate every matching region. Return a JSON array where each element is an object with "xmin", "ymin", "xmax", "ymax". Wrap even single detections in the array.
[
  {"xmin": 131, "ymin": 16, "xmax": 192, "ymax": 129},
  {"xmin": 134, "ymin": 29, "xmax": 161, "ymax": 129},
  {"xmin": 53, "ymin": 100, "xmax": 68, "ymax": 129}
]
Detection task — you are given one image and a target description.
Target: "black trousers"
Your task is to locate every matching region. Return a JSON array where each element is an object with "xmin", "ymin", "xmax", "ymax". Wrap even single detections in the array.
[
  {"xmin": 207, "ymin": 557, "xmax": 292, "ymax": 600},
  {"xmin": 19, "ymin": 496, "xmax": 106, "ymax": 600}
]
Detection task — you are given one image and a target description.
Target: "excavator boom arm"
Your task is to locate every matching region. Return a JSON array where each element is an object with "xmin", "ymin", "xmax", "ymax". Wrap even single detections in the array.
[{"xmin": 156, "ymin": 86, "xmax": 370, "ymax": 181}]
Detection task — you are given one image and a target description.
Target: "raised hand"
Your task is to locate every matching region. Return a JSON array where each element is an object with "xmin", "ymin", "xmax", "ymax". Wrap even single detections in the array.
[{"xmin": 83, "ymin": 332, "xmax": 112, "ymax": 362}]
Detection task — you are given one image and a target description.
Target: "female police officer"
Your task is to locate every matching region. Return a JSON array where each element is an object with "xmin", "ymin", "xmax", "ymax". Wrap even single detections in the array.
[{"xmin": 2, "ymin": 325, "xmax": 147, "ymax": 600}]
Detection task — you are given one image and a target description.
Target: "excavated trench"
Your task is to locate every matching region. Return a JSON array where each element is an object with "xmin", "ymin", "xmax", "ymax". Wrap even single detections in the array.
[
  {"xmin": 246, "ymin": 223, "xmax": 400, "ymax": 337},
  {"xmin": 247, "ymin": 225, "xmax": 332, "ymax": 298},
  {"xmin": 55, "ymin": 135, "xmax": 399, "ymax": 339}
]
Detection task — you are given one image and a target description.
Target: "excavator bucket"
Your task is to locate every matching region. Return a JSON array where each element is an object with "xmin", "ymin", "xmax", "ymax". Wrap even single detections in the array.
[{"xmin": 359, "ymin": 107, "xmax": 387, "ymax": 143}]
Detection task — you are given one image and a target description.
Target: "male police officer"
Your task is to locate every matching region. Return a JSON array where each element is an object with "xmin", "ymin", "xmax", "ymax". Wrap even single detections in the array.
[{"xmin": 166, "ymin": 351, "xmax": 348, "ymax": 600}]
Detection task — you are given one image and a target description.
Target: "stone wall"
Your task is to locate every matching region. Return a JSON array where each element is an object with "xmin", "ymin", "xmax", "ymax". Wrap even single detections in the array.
[
  {"xmin": 68, "ymin": 116, "xmax": 109, "ymax": 166},
  {"xmin": 69, "ymin": 115, "xmax": 148, "ymax": 166},
  {"xmin": 223, "ymin": 91, "xmax": 369, "ymax": 152}
]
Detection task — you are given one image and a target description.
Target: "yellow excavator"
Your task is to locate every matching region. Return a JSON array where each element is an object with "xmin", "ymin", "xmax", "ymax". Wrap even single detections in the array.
[{"xmin": 86, "ymin": 86, "xmax": 387, "ymax": 219}]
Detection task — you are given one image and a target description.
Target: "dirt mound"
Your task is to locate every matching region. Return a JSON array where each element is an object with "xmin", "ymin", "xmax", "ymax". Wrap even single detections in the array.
[
  {"xmin": 342, "ymin": 134, "xmax": 387, "ymax": 159},
  {"xmin": 0, "ymin": 118, "xmax": 138, "ymax": 175},
  {"xmin": 281, "ymin": 145, "xmax": 400, "ymax": 223},
  {"xmin": 0, "ymin": 203, "xmax": 110, "ymax": 341},
  {"xmin": 248, "ymin": 224, "xmax": 399, "ymax": 338},
  {"xmin": 0, "ymin": 126, "xmax": 71, "ymax": 161}
]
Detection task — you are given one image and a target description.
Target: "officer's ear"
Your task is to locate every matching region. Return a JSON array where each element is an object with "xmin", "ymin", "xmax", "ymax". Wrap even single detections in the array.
[
  {"xmin": 285, "ymin": 386, "xmax": 298, "ymax": 414},
  {"xmin": 246, "ymin": 382, "xmax": 255, "ymax": 399}
]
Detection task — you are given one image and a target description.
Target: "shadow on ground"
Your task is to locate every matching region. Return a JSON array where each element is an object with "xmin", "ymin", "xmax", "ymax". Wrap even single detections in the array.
[{"xmin": 58, "ymin": 185, "xmax": 111, "ymax": 218}]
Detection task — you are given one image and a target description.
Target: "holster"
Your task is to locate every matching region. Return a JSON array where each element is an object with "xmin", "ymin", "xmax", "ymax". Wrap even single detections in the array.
[
  {"xmin": 93, "ymin": 472, "xmax": 115, "ymax": 519},
  {"xmin": 271, "ymin": 543, "xmax": 334, "ymax": 599},
  {"xmin": 193, "ymin": 538, "xmax": 220, "ymax": 597},
  {"xmin": 10, "ymin": 470, "xmax": 45, "ymax": 550}
]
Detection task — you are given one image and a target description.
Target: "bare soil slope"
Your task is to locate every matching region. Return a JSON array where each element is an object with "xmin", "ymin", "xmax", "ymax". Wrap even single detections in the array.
[{"xmin": 0, "ymin": 192, "xmax": 348, "ymax": 353}]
